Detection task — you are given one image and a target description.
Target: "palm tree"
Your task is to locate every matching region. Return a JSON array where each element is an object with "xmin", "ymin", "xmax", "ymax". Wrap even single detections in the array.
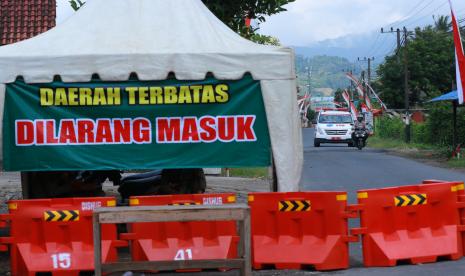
[{"xmin": 434, "ymin": 15, "xmax": 451, "ymax": 32}]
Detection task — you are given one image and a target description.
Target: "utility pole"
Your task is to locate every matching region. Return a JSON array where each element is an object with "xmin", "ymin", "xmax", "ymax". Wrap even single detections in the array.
[
  {"xmin": 403, "ymin": 26, "xmax": 410, "ymax": 143},
  {"xmin": 361, "ymin": 70, "xmax": 366, "ymax": 103},
  {"xmin": 357, "ymin": 57, "xmax": 375, "ymax": 107},
  {"xmin": 357, "ymin": 57, "xmax": 375, "ymax": 84},
  {"xmin": 381, "ymin": 27, "xmax": 401, "ymax": 61},
  {"xmin": 381, "ymin": 26, "xmax": 411, "ymax": 143},
  {"xmin": 396, "ymin": 28, "xmax": 401, "ymax": 63},
  {"xmin": 305, "ymin": 66, "xmax": 313, "ymax": 96}
]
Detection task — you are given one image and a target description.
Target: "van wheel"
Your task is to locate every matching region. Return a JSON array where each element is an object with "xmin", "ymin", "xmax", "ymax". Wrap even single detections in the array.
[{"xmin": 314, "ymin": 141, "xmax": 320, "ymax": 147}]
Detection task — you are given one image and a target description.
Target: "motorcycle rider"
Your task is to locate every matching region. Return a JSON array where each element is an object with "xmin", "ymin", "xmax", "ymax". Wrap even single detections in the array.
[
  {"xmin": 352, "ymin": 114, "xmax": 368, "ymax": 144},
  {"xmin": 354, "ymin": 114, "xmax": 366, "ymax": 129}
]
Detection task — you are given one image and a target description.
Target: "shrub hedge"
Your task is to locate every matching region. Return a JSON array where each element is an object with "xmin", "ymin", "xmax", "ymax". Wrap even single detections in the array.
[{"xmin": 376, "ymin": 103, "xmax": 465, "ymax": 148}]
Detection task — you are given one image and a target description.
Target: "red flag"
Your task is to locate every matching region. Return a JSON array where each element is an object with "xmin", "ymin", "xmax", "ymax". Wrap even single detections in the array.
[
  {"xmin": 449, "ymin": 0, "xmax": 465, "ymax": 104},
  {"xmin": 365, "ymin": 80, "xmax": 388, "ymax": 110},
  {"xmin": 245, "ymin": 17, "xmax": 252, "ymax": 28},
  {"xmin": 343, "ymin": 90, "xmax": 358, "ymax": 121},
  {"xmin": 346, "ymin": 73, "xmax": 373, "ymax": 111}
]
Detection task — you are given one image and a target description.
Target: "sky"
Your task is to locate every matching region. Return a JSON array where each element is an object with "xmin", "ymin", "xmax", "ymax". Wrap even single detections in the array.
[
  {"xmin": 57, "ymin": 0, "xmax": 465, "ymax": 47},
  {"xmin": 258, "ymin": 0, "xmax": 465, "ymax": 46}
]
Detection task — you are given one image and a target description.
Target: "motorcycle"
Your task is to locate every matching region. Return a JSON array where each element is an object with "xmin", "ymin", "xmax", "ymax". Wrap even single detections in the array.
[
  {"xmin": 352, "ymin": 128, "xmax": 368, "ymax": 150},
  {"xmin": 118, "ymin": 169, "xmax": 206, "ymax": 199}
]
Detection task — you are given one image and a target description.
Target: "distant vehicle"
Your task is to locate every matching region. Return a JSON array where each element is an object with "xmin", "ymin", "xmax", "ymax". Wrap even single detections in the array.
[{"xmin": 313, "ymin": 111, "xmax": 354, "ymax": 147}]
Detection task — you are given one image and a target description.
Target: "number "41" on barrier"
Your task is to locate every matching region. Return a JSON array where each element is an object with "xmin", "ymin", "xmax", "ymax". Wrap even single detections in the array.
[
  {"xmin": 174, "ymin": 249, "xmax": 193, "ymax": 260},
  {"xmin": 51, "ymin": 253, "xmax": 71, "ymax": 269}
]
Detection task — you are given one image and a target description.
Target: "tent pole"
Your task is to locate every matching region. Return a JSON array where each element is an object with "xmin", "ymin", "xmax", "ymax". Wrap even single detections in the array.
[{"xmin": 453, "ymin": 100, "xmax": 458, "ymax": 149}]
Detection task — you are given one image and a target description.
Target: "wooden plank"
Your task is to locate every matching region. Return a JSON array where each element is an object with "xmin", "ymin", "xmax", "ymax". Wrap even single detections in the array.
[
  {"xmin": 101, "ymin": 259, "xmax": 244, "ymax": 273},
  {"xmin": 237, "ymin": 220, "xmax": 244, "ymax": 258},
  {"xmin": 93, "ymin": 203, "xmax": 251, "ymax": 275},
  {"xmin": 96, "ymin": 205, "xmax": 247, "ymax": 224},
  {"xmin": 93, "ymin": 213, "xmax": 102, "ymax": 276},
  {"xmin": 98, "ymin": 208, "xmax": 245, "ymax": 224},
  {"xmin": 96, "ymin": 204, "xmax": 247, "ymax": 214}
]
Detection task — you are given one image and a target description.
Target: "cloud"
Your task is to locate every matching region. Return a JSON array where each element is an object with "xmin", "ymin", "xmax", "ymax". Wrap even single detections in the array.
[
  {"xmin": 259, "ymin": 0, "xmax": 464, "ymax": 46},
  {"xmin": 55, "ymin": 0, "xmax": 465, "ymax": 48}
]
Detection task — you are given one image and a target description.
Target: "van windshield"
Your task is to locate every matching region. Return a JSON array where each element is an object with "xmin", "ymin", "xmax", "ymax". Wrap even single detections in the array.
[{"xmin": 319, "ymin": 114, "xmax": 352, "ymax": 124}]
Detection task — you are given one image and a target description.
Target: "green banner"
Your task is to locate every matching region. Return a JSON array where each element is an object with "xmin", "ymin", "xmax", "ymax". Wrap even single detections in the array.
[{"xmin": 3, "ymin": 76, "xmax": 271, "ymax": 171}]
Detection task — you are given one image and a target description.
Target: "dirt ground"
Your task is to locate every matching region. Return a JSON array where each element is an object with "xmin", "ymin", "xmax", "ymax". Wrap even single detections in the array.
[{"xmin": 0, "ymin": 172, "xmax": 270, "ymax": 275}]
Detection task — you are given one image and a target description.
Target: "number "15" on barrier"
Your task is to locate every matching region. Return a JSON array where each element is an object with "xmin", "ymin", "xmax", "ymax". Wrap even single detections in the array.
[
  {"xmin": 51, "ymin": 253, "xmax": 71, "ymax": 269},
  {"xmin": 174, "ymin": 249, "xmax": 193, "ymax": 260}
]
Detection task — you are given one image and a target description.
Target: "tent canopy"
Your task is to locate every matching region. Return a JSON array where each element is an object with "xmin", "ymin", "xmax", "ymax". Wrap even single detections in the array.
[
  {"xmin": 429, "ymin": 90, "xmax": 458, "ymax": 102},
  {"xmin": 0, "ymin": 0, "xmax": 302, "ymax": 191},
  {"xmin": 0, "ymin": 0, "xmax": 294, "ymax": 83}
]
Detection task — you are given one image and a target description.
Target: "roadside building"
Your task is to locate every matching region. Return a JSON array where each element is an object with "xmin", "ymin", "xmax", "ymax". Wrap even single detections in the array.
[{"xmin": 0, "ymin": 0, "xmax": 56, "ymax": 45}]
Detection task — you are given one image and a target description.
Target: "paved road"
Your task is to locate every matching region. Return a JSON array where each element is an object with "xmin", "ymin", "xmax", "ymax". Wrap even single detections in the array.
[
  {"xmin": 300, "ymin": 128, "xmax": 465, "ymax": 194},
  {"xmin": 298, "ymin": 127, "xmax": 465, "ymax": 276}
]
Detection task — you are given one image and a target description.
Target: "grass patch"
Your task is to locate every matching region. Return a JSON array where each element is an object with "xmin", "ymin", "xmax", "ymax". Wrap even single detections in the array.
[
  {"xmin": 367, "ymin": 136, "xmax": 409, "ymax": 149},
  {"xmin": 367, "ymin": 136, "xmax": 436, "ymax": 151},
  {"xmin": 224, "ymin": 167, "xmax": 268, "ymax": 178},
  {"xmin": 447, "ymin": 158, "xmax": 465, "ymax": 168},
  {"xmin": 368, "ymin": 136, "xmax": 465, "ymax": 167}
]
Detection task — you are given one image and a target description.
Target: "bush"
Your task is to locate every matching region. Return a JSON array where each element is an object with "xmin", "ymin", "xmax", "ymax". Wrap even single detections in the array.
[
  {"xmin": 376, "ymin": 116, "xmax": 404, "ymax": 140},
  {"xmin": 426, "ymin": 103, "xmax": 453, "ymax": 147},
  {"xmin": 376, "ymin": 102, "xmax": 463, "ymax": 149},
  {"xmin": 411, "ymin": 122, "xmax": 429, "ymax": 144}
]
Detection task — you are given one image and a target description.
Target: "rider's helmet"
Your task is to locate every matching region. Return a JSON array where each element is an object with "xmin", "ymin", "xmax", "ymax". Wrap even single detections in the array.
[{"xmin": 357, "ymin": 114, "xmax": 364, "ymax": 122}]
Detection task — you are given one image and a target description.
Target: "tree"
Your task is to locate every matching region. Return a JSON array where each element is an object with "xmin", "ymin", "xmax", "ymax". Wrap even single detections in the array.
[
  {"xmin": 202, "ymin": 0, "xmax": 294, "ymax": 38},
  {"xmin": 375, "ymin": 21, "xmax": 454, "ymax": 108},
  {"xmin": 249, "ymin": 33, "xmax": 281, "ymax": 46},
  {"xmin": 334, "ymin": 88, "xmax": 345, "ymax": 106},
  {"xmin": 68, "ymin": 0, "xmax": 293, "ymax": 45},
  {"xmin": 434, "ymin": 15, "xmax": 450, "ymax": 32}
]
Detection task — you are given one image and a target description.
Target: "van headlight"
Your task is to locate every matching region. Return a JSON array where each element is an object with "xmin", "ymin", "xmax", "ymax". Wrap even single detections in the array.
[{"xmin": 317, "ymin": 127, "xmax": 325, "ymax": 135}]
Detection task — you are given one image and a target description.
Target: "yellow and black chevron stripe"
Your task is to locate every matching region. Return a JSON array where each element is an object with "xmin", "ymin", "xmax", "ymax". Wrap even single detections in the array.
[
  {"xmin": 278, "ymin": 200, "xmax": 311, "ymax": 212},
  {"xmin": 44, "ymin": 210, "xmax": 79, "ymax": 222},
  {"xmin": 169, "ymin": 202, "xmax": 200, "ymax": 206},
  {"xmin": 394, "ymin": 194, "xmax": 427, "ymax": 207}
]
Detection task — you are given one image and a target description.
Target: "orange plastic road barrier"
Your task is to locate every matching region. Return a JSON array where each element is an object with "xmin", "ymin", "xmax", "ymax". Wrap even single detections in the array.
[
  {"xmin": 351, "ymin": 182, "xmax": 465, "ymax": 267},
  {"xmin": 0, "ymin": 197, "xmax": 125, "ymax": 276},
  {"xmin": 248, "ymin": 192, "xmax": 356, "ymax": 271},
  {"xmin": 422, "ymin": 180, "xmax": 465, "ymax": 257},
  {"xmin": 121, "ymin": 193, "xmax": 239, "ymax": 269}
]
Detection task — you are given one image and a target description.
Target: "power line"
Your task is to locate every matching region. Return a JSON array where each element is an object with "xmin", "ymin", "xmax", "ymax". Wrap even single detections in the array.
[
  {"xmin": 390, "ymin": 0, "xmax": 437, "ymax": 27},
  {"xmin": 365, "ymin": 0, "xmax": 455, "ymax": 62},
  {"xmin": 386, "ymin": 0, "xmax": 431, "ymax": 27},
  {"xmin": 366, "ymin": 32, "xmax": 381, "ymax": 57},
  {"xmin": 369, "ymin": 34, "xmax": 390, "ymax": 58},
  {"xmin": 372, "ymin": 33, "xmax": 397, "ymax": 58},
  {"xmin": 405, "ymin": 1, "xmax": 449, "ymax": 28}
]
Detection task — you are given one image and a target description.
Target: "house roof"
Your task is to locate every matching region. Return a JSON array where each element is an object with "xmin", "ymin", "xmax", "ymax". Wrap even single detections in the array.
[{"xmin": 0, "ymin": 0, "xmax": 56, "ymax": 45}]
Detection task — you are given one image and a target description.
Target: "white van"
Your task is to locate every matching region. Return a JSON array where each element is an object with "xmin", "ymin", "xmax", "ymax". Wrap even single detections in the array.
[{"xmin": 314, "ymin": 111, "xmax": 354, "ymax": 147}]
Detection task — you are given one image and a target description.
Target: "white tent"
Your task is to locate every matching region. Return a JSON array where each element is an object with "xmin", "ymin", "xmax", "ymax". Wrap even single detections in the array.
[{"xmin": 0, "ymin": 0, "xmax": 302, "ymax": 191}]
